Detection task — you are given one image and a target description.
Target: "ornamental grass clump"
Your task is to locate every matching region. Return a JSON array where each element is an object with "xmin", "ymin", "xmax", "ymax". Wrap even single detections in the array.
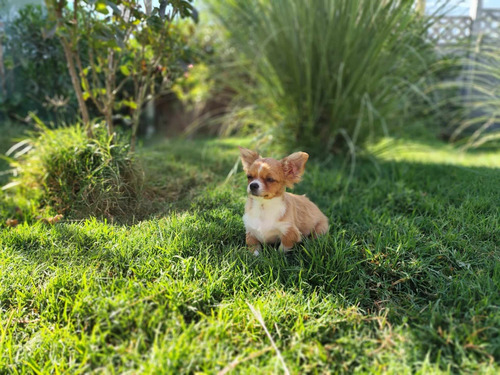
[
  {"xmin": 211, "ymin": 0, "xmax": 438, "ymax": 154},
  {"xmin": 440, "ymin": 46, "xmax": 500, "ymax": 149},
  {"xmin": 5, "ymin": 122, "xmax": 143, "ymax": 219}
]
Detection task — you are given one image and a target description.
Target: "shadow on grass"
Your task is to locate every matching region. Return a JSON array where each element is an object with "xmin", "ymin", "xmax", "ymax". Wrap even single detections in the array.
[{"xmin": 0, "ymin": 136, "xmax": 245, "ymax": 224}]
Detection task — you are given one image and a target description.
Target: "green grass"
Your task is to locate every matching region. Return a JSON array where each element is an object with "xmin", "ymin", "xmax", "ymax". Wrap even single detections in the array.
[{"xmin": 1, "ymin": 135, "xmax": 499, "ymax": 373}]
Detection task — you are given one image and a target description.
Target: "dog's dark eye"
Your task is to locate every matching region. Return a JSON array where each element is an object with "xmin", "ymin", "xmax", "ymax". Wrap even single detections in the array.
[
  {"xmin": 247, "ymin": 175, "xmax": 253, "ymax": 180},
  {"xmin": 266, "ymin": 177, "xmax": 275, "ymax": 183}
]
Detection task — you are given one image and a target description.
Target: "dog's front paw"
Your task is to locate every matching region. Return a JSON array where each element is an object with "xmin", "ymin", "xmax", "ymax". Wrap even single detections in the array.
[
  {"xmin": 279, "ymin": 243, "xmax": 293, "ymax": 253},
  {"xmin": 249, "ymin": 243, "xmax": 261, "ymax": 256}
]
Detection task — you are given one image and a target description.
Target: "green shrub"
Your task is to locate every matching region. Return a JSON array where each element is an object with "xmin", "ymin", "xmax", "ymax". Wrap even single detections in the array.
[
  {"xmin": 210, "ymin": 0, "xmax": 438, "ymax": 154},
  {"xmin": 5, "ymin": 121, "xmax": 143, "ymax": 219},
  {"xmin": 0, "ymin": 5, "xmax": 76, "ymax": 123}
]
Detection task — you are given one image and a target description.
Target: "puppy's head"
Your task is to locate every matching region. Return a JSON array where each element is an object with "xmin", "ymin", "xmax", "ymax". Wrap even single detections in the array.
[{"xmin": 239, "ymin": 147, "xmax": 309, "ymax": 199}]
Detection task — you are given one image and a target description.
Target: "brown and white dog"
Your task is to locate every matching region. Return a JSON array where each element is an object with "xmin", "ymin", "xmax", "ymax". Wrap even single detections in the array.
[{"xmin": 239, "ymin": 147, "xmax": 329, "ymax": 255}]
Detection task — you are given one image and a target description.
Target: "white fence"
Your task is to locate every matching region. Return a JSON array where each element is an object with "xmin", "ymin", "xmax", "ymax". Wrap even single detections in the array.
[
  {"xmin": 429, "ymin": 7, "xmax": 500, "ymax": 46},
  {"xmin": 429, "ymin": 16, "xmax": 473, "ymax": 45},
  {"xmin": 479, "ymin": 8, "xmax": 500, "ymax": 41}
]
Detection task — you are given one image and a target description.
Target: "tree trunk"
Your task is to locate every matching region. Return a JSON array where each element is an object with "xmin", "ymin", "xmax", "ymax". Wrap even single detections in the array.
[
  {"xmin": 104, "ymin": 108, "xmax": 113, "ymax": 139},
  {"xmin": 0, "ymin": 24, "xmax": 6, "ymax": 97},
  {"xmin": 130, "ymin": 85, "xmax": 147, "ymax": 153},
  {"xmin": 47, "ymin": 0, "xmax": 92, "ymax": 137},
  {"xmin": 130, "ymin": 107, "xmax": 141, "ymax": 153},
  {"xmin": 105, "ymin": 50, "xmax": 115, "ymax": 138},
  {"xmin": 144, "ymin": 0, "xmax": 152, "ymax": 16},
  {"xmin": 60, "ymin": 37, "xmax": 93, "ymax": 137}
]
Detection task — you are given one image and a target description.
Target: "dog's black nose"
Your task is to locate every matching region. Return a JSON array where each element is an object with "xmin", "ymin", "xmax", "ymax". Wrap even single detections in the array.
[{"xmin": 249, "ymin": 182, "xmax": 259, "ymax": 191}]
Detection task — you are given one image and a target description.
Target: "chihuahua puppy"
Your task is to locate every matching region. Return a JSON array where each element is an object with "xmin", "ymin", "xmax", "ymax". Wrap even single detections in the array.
[{"xmin": 239, "ymin": 147, "xmax": 328, "ymax": 255}]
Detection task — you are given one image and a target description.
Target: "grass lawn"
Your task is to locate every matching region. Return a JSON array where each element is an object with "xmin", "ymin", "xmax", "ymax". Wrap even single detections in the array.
[{"xmin": 1, "ymin": 133, "xmax": 499, "ymax": 373}]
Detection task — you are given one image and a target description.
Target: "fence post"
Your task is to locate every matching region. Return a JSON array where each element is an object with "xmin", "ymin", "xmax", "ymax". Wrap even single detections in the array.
[
  {"xmin": 464, "ymin": 0, "xmax": 484, "ymax": 122},
  {"xmin": 470, "ymin": 0, "xmax": 484, "ymax": 41},
  {"xmin": 470, "ymin": 0, "xmax": 483, "ymax": 21},
  {"xmin": 470, "ymin": 0, "xmax": 484, "ymax": 42},
  {"xmin": 416, "ymin": 0, "xmax": 426, "ymax": 15}
]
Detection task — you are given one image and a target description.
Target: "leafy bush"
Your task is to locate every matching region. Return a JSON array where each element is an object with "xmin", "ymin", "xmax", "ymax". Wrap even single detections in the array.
[
  {"xmin": 0, "ymin": 5, "xmax": 76, "ymax": 123},
  {"xmin": 210, "ymin": 0, "xmax": 439, "ymax": 154},
  {"xmin": 4, "ymin": 120, "xmax": 143, "ymax": 219}
]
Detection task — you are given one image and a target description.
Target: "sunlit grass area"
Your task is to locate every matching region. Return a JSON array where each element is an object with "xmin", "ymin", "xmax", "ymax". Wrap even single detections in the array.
[
  {"xmin": 2, "ymin": 0, "xmax": 500, "ymax": 371},
  {"xmin": 1, "ymin": 133, "xmax": 498, "ymax": 373},
  {"xmin": 372, "ymin": 138, "xmax": 500, "ymax": 168}
]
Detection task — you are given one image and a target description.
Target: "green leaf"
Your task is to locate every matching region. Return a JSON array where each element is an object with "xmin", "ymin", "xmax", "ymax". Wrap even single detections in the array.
[
  {"xmin": 96, "ymin": 2, "xmax": 109, "ymax": 15},
  {"xmin": 81, "ymin": 77, "xmax": 89, "ymax": 92},
  {"xmin": 120, "ymin": 65, "xmax": 131, "ymax": 76},
  {"xmin": 121, "ymin": 100, "xmax": 138, "ymax": 110}
]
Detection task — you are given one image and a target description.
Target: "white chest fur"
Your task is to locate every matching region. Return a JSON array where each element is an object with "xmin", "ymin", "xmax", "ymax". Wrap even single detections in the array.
[{"xmin": 243, "ymin": 197, "xmax": 290, "ymax": 243}]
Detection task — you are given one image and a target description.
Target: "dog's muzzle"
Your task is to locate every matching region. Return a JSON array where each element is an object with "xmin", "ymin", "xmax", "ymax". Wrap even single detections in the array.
[{"xmin": 248, "ymin": 180, "xmax": 262, "ymax": 196}]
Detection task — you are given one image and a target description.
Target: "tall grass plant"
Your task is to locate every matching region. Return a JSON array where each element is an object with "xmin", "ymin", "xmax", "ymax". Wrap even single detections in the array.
[
  {"xmin": 210, "ymin": 0, "xmax": 438, "ymax": 154},
  {"xmin": 3, "ymin": 120, "xmax": 143, "ymax": 219},
  {"xmin": 435, "ymin": 45, "xmax": 500, "ymax": 149}
]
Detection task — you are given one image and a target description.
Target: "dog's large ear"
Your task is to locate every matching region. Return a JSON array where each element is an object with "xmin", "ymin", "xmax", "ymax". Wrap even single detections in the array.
[
  {"xmin": 239, "ymin": 147, "xmax": 260, "ymax": 172},
  {"xmin": 281, "ymin": 152, "xmax": 309, "ymax": 187}
]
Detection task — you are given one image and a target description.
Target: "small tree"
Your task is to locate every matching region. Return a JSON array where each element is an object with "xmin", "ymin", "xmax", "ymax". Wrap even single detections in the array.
[
  {"xmin": 44, "ymin": 0, "xmax": 197, "ymax": 147},
  {"xmin": 44, "ymin": 1, "xmax": 92, "ymax": 136},
  {"xmin": 0, "ymin": 21, "xmax": 5, "ymax": 99}
]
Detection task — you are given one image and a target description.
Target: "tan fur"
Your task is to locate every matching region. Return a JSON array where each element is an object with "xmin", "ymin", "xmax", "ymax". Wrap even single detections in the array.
[
  {"xmin": 246, "ymin": 232, "xmax": 260, "ymax": 246},
  {"xmin": 246, "ymin": 159, "xmax": 285, "ymax": 199},
  {"xmin": 239, "ymin": 147, "xmax": 329, "ymax": 253}
]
